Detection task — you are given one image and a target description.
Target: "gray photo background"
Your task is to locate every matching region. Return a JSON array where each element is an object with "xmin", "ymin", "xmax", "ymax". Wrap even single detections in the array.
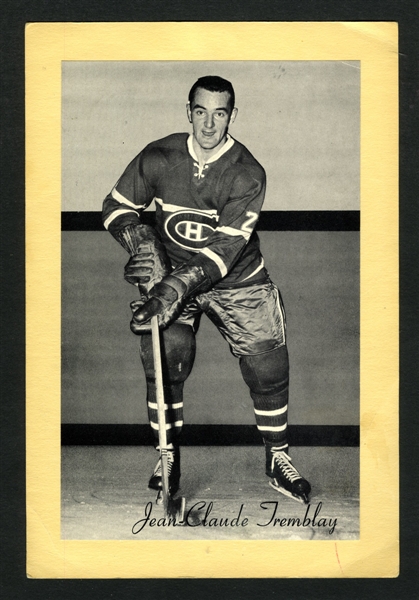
[{"xmin": 61, "ymin": 61, "xmax": 359, "ymax": 428}]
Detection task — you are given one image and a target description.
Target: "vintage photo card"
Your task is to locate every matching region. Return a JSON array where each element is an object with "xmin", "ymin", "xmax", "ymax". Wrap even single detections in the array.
[
  {"xmin": 26, "ymin": 22, "xmax": 398, "ymax": 578},
  {"xmin": 61, "ymin": 58, "xmax": 361, "ymax": 544}
]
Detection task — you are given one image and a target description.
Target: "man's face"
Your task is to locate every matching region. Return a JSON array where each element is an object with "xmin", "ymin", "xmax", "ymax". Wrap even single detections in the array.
[{"xmin": 187, "ymin": 88, "xmax": 237, "ymax": 157}]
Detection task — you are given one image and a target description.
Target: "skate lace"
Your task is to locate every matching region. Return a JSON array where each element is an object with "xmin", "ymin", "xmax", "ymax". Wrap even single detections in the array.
[
  {"xmin": 153, "ymin": 451, "xmax": 175, "ymax": 476},
  {"xmin": 271, "ymin": 449, "xmax": 301, "ymax": 483}
]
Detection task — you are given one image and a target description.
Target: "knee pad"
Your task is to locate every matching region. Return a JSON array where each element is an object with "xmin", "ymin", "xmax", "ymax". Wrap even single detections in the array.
[
  {"xmin": 139, "ymin": 322, "xmax": 196, "ymax": 384},
  {"xmin": 239, "ymin": 345, "xmax": 289, "ymax": 396}
]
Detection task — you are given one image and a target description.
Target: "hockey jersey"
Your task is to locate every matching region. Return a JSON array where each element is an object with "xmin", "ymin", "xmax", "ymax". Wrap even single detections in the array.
[{"xmin": 102, "ymin": 133, "xmax": 268, "ymax": 289}]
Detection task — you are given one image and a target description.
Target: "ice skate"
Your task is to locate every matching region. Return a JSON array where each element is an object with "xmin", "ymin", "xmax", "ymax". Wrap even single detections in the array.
[
  {"xmin": 148, "ymin": 447, "xmax": 181, "ymax": 496},
  {"xmin": 266, "ymin": 446, "xmax": 311, "ymax": 504}
]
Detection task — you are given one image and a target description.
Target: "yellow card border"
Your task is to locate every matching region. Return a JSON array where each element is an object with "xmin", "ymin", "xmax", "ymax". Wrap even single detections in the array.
[{"xmin": 26, "ymin": 22, "xmax": 399, "ymax": 578}]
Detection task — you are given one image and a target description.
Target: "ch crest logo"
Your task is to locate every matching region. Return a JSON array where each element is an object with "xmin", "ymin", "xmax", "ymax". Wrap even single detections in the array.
[{"xmin": 165, "ymin": 210, "xmax": 217, "ymax": 251}]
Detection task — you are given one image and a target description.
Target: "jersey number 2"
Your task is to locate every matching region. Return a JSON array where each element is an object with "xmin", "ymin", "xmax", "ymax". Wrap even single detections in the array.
[{"xmin": 242, "ymin": 211, "xmax": 258, "ymax": 234}]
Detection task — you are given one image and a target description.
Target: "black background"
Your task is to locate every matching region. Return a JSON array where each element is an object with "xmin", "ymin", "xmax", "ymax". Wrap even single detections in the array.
[{"xmin": 1, "ymin": 1, "xmax": 418, "ymax": 598}]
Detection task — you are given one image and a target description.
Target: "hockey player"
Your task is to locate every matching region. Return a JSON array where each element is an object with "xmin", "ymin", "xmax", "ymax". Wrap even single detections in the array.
[{"xmin": 102, "ymin": 76, "xmax": 311, "ymax": 504}]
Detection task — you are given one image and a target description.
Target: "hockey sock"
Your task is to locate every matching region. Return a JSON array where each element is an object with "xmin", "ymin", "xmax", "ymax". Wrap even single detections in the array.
[
  {"xmin": 251, "ymin": 386, "xmax": 288, "ymax": 449},
  {"xmin": 146, "ymin": 380, "xmax": 184, "ymax": 447},
  {"xmin": 240, "ymin": 346, "xmax": 290, "ymax": 448}
]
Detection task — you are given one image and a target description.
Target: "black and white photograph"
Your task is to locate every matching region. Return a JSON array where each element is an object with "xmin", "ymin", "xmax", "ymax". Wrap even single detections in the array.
[{"xmin": 61, "ymin": 60, "xmax": 360, "ymax": 541}]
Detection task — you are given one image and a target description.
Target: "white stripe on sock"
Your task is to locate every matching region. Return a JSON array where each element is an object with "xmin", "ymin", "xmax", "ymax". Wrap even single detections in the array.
[{"xmin": 254, "ymin": 404, "xmax": 287, "ymax": 417}]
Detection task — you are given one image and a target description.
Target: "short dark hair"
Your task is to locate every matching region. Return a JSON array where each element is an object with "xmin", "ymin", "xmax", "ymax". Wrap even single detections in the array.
[{"xmin": 188, "ymin": 76, "xmax": 235, "ymax": 112}]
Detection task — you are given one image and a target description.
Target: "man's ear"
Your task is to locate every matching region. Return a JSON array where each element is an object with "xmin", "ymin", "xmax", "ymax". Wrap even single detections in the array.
[
  {"xmin": 229, "ymin": 107, "xmax": 238, "ymax": 124},
  {"xmin": 186, "ymin": 102, "xmax": 192, "ymax": 123}
]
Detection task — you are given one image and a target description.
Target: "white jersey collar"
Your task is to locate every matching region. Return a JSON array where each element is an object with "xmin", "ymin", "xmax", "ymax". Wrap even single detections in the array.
[{"xmin": 187, "ymin": 133, "xmax": 235, "ymax": 164}]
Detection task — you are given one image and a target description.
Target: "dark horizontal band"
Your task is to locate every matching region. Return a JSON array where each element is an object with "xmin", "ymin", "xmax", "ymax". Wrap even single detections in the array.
[
  {"xmin": 61, "ymin": 424, "xmax": 359, "ymax": 447},
  {"xmin": 62, "ymin": 211, "xmax": 360, "ymax": 232}
]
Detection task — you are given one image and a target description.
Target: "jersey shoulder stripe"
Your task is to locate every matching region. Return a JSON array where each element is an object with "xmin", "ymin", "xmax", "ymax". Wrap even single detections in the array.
[
  {"xmin": 217, "ymin": 225, "xmax": 250, "ymax": 240},
  {"xmin": 155, "ymin": 197, "xmax": 218, "ymax": 217}
]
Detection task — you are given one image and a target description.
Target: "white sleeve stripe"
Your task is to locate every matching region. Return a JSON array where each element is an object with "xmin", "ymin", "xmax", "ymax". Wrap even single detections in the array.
[
  {"xmin": 254, "ymin": 404, "xmax": 287, "ymax": 417},
  {"xmin": 155, "ymin": 197, "xmax": 218, "ymax": 217},
  {"xmin": 217, "ymin": 225, "xmax": 250, "ymax": 240},
  {"xmin": 199, "ymin": 248, "xmax": 228, "ymax": 277},
  {"xmin": 111, "ymin": 186, "xmax": 146, "ymax": 209},
  {"xmin": 103, "ymin": 209, "xmax": 139, "ymax": 230},
  {"xmin": 241, "ymin": 258, "xmax": 265, "ymax": 282}
]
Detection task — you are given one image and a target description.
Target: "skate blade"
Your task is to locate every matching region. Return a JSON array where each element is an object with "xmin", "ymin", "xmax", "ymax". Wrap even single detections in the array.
[
  {"xmin": 269, "ymin": 480, "xmax": 309, "ymax": 505},
  {"xmin": 168, "ymin": 496, "xmax": 186, "ymax": 524}
]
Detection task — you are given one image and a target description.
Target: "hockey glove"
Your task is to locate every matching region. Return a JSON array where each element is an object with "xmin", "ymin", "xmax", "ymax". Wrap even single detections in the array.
[
  {"xmin": 130, "ymin": 263, "xmax": 212, "ymax": 332},
  {"xmin": 117, "ymin": 224, "xmax": 172, "ymax": 299}
]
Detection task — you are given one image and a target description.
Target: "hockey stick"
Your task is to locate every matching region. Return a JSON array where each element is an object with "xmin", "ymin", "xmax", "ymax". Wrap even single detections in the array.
[{"xmin": 151, "ymin": 315, "xmax": 186, "ymax": 524}]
